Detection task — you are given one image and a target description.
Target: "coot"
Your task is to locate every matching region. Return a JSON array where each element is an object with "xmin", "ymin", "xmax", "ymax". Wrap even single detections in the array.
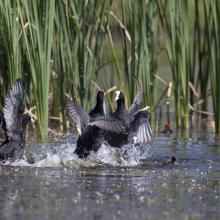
[
  {"xmin": 90, "ymin": 90, "xmax": 150, "ymax": 147},
  {"xmin": 66, "ymin": 90, "xmax": 105, "ymax": 135},
  {"xmin": 0, "ymin": 79, "xmax": 31, "ymax": 160},
  {"xmin": 0, "ymin": 111, "xmax": 31, "ymax": 140},
  {"xmin": 90, "ymin": 91, "xmax": 130, "ymax": 148},
  {"xmin": 75, "ymin": 80, "xmax": 152, "ymax": 158},
  {"xmin": 75, "ymin": 91, "xmax": 127, "ymax": 158},
  {"xmin": 89, "ymin": 79, "xmax": 144, "ymax": 136}
]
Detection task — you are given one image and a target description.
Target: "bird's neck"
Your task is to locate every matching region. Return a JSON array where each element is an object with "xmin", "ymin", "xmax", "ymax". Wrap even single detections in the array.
[
  {"xmin": 115, "ymin": 103, "xmax": 127, "ymax": 117},
  {"xmin": 116, "ymin": 100, "xmax": 126, "ymax": 111},
  {"xmin": 94, "ymin": 102, "xmax": 104, "ymax": 113}
]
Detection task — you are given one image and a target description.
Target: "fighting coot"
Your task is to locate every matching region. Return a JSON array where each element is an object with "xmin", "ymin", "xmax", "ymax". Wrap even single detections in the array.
[
  {"xmin": 89, "ymin": 79, "xmax": 144, "ymax": 136},
  {"xmin": 90, "ymin": 91, "xmax": 130, "ymax": 148},
  {"xmin": 90, "ymin": 90, "xmax": 151, "ymax": 147},
  {"xmin": 66, "ymin": 90, "xmax": 105, "ymax": 135},
  {"xmin": 75, "ymin": 91, "xmax": 126, "ymax": 158},
  {"xmin": 0, "ymin": 111, "xmax": 32, "ymax": 139},
  {"xmin": 74, "ymin": 80, "xmax": 152, "ymax": 158},
  {"xmin": 0, "ymin": 79, "xmax": 32, "ymax": 160}
]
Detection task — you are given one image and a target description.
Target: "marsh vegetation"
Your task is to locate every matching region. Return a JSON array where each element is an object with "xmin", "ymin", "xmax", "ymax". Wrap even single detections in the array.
[{"xmin": 0, "ymin": 0, "xmax": 219, "ymax": 138}]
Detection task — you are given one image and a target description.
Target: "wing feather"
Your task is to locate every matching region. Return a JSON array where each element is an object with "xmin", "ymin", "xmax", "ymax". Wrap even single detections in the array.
[
  {"xmin": 135, "ymin": 121, "xmax": 152, "ymax": 144},
  {"xmin": 3, "ymin": 79, "xmax": 25, "ymax": 140},
  {"xmin": 89, "ymin": 117, "xmax": 127, "ymax": 134},
  {"xmin": 66, "ymin": 100, "xmax": 90, "ymax": 135},
  {"xmin": 128, "ymin": 79, "xmax": 143, "ymax": 114}
]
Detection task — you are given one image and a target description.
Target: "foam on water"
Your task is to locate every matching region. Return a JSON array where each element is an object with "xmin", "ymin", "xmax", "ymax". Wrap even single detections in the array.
[{"xmin": 2, "ymin": 141, "xmax": 153, "ymax": 168}]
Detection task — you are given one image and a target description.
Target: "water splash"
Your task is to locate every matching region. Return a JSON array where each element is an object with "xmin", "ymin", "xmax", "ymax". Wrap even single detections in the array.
[{"xmin": 2, "ymin": 140, "xmax": 153, "ymax": 168}]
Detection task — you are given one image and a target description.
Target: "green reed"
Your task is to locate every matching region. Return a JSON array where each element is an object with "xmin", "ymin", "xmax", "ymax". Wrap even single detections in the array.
[
  {"xmin": 136, "ymin": 0, "xmax": 158, "ymax": 117},
  {"xmin": 0, "ymin": 0, "xmax": 20, "ymax": 87},
  {"xmin": 18, "ymin": 0, "xmax": 55, "ymax": 139},
  {"xmin": 193, "ymin": 0, "xmax": 210, "ymax": 117},
  {"xmin": 157, "ymin": 0, "xmax": 190, "ymax": 129},
  {"xmin": 52, "ymin": 0, "xmax": 111, "ymax": 130},
  {"xmin": 55, "ymin": 0, "xmax": 111, "ymax": 108},
  {"xmin": 0, "ymin": 0, "xmax": 220, "ymax": 136},
  {"xmin": 205, "ymin": 0, "xmax": 220, "ymax": 133},
  {"xmin": 108, "ymin": 0, "xmax": 158, "ymax": 115}
]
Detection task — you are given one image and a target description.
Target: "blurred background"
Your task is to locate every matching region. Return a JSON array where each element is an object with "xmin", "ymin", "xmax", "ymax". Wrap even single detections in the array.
[{"xmin": 0, "ymin": 0, "xmax": 219, "ymax": 138}]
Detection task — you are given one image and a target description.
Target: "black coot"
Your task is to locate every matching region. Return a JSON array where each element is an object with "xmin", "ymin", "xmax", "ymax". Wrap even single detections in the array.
[
  {"xmin": 75, "ymin": 125, "xmax": 104, "ymax": 158},
  {"xmin": 0, "ymin": 79, "xmax": 32, "ymax": 160},
  {"xmin": 91, "ymin": 91, "xmax": 130, "ymax": 148},
  {"xmin": 66, "ymin": 90, "xmax": 105, "ymax": 158},
  {"xmin": 1, "ymin": 111, "xmax": 31, "ymax": 140},
  {"xmin": 66, "ymin": 90, "xmax": 105, "ymax": 135},
  {"xmin": 75, "ymin": 91, "xmax": 127, "ymax": 158},
  {"xmin": 90, "ymin": 90, "xmax": 151, "ymax": 147},
  {"xmin": 75, "ymin": 80, "xmax": 152, "ymax": 158},
  {"xmin": 90, "ymin": 79, "xmax": 144, "ymax": 147}
]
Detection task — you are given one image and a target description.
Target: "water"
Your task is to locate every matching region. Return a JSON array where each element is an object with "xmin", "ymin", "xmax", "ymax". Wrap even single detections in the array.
[{"xmin": 0, "ymin": 132, "xmax": 220, "ymax": 220}]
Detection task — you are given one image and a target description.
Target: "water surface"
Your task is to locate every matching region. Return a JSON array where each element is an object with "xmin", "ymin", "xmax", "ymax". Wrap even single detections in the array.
[{"xmin": 0, "ymin": 132, "xmax": 220, "ymax": 220}]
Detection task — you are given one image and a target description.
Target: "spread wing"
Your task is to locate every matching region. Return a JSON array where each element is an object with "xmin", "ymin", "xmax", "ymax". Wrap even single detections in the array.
[
  {"xmin": 89, "ymin": 117, "xmax": 127, "ymax": 134},
  {"xmin": 128, "ymin": 79, "xmax": 143, "ymax": 114},
  {"xmin": 66, "ymin": 100, "xmax": 90, "ymax": 135},
  {"xmin": 3, "ymin": 79, "xmax": 25, "ymax": 140},
  {"xmin": 130, "ymin": 109, "xmax": 152, "ymax": 144},
  {"xmin": 135, "ymin": 120, "xmax": 152, "ymax": 144}
]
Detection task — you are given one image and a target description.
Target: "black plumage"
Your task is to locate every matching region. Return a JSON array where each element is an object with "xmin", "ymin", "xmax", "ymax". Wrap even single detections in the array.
[
  {"xmin": 66, "ymin": 90, "xmax": 105, "ymax": 158},
  {"xmin": 0, "ymin": 79, "xmax": 31, "ymax": 160},
  {"xmin": 88, "ymin": 90, "xmax": 105, "ymax": 118},
  {"xmin": 89, "ymin": 80, "xmax": 144, "ymax": 147},
  {"xmin": 66, "ymin": 90, "xmax": 105, "ymax": 135},
  {"xmin": 74, "ymin": 80, "xmax": 152, "ymax": 158},
  {"xmin": 93, "ymin": 91, "xmax": 130, "ymax": 148},
  {"xmin": 89, "ymin": 79, "xmax": 144, "ymax": 133},
  {"xmin": 0, "ymin": 110, "xmax": 7, "ymax": 138},
  {"xmin": 75, "ymin": 126, "xmax": 104, "ymax": 158},
  {"xmin": 75, "ymin": 92, "xmax": 127, "ymax": 158}
]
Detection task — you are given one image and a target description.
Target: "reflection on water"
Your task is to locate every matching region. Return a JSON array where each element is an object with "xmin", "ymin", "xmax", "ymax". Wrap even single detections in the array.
[{"xmin": 0, "ymin": 132, "xmax": 220, "ymax": 220}]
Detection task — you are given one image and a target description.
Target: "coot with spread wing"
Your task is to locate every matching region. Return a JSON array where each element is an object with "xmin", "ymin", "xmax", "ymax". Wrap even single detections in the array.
[
  {"xmin": 66, "ymin": 90, "xmax": 105, "ymax": 135},
  {"xmin": 0, "ymin": 80, "xmax": 32, "ymax": 160},
  {"xmin": 74, "ymin": 80, "xmax": 152, "ymax": 158}
]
